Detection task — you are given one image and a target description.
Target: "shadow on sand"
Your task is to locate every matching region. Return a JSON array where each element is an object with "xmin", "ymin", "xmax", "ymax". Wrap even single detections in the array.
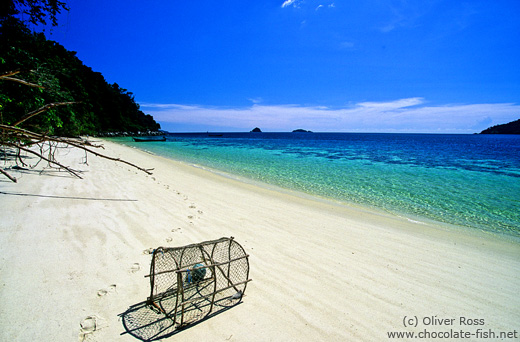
[{"xmin": 119, "ymin": 299, "xmax": 239, "ymax": 341}]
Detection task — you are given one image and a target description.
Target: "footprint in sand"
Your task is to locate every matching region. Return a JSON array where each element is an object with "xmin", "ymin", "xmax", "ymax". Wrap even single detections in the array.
[
  {"xmin": 188, "ymin": 215, "xmax": 194, "ymax": 219},
  {"xmin": 79, "ymin": 315, "xmax": 107, "ymax": 341},
  {"xmin": 97, "ymin": 284, "xmax": 117, "ymax": 297},
  {"xmin": 166, "ymin": 237, "xmax": 173, "ymax": 243},
  {"xmin": 130, "ymin": 263, "xmax": 140, "ymax": 273},
  {"xmin": 142, "ymin": 248, "xmax": 154, "ymax": 255},
  {"xmin": 79, "ymin": 316, "xmax": 97, "ymax": 341},
  {"xmin": 189, "ymin": 205, "xmax": 196, "ymax": 209},
  {"xmin": 197, "ymin": 210, "xmax": 203, "ymax": 214},
  {"xmin": 171, "ymin": 228, "xmax": 181, "ymax": 232}
]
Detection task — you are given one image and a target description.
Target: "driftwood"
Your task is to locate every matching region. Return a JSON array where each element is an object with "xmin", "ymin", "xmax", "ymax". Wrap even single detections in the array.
[
  {"xmin": 13, "ymin": 102, "xmax": 77, "ymax": 127},
  {"xmin": 3, "ymin": 141, "xmax": 83, "ymax": 179},
  {"xmin": 0, "ymin": 167, "xmax": 17, "ymax": 182},
  {"xmin": 0, "ymin": 70, "xmax": 45, "ymax": 89},
  {"xmin": 0, "ymin": 70, "xmax": 154, "ymax": 182}
]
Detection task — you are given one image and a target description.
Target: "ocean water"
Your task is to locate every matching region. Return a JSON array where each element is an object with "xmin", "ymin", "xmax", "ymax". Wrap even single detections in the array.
[{"xmin": 118, "ymin": 133, "xmax": 520, "ymax": 239}]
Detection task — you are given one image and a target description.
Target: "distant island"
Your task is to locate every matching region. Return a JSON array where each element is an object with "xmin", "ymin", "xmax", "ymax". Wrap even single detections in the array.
[
  {"xmin": 251, "ymin": 127, "xmax": 262, "ymax": 132},
  {"xmin": 292, "ymin": 129, "xmax": 313, "ymax": 133},
  {"xmin": 480, "ymin": 119, "xmax": 520, "ymax": 134}
]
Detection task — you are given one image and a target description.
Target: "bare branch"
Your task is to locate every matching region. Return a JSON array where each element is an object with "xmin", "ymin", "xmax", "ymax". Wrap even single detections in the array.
[
  {"xmin": 12, "ymin": 102, "xmax": 77, "ymax": 127},
  {"xmin": 71, "ymin": 143, "xmax": 154, "ymax": 175},
  {"xmin": 1, "ymin": 124, "xmax": 50, "ymax": 140},
  {"xmin": 3, "ymin": 141, "xmax": 83, "ymax": 179},
  {"xmin": 0, "ymin": 70, "xmax": 21, "ymax": 78},
  {"xmin": 0, "ymin": 167, "xmax": 17, "ymax": 182},
  {"xmin": 0, "ymin": 72, "xmax": 153, "ymax": 182},
  {"xmin": 0, "ymin": 124, "xmax": 104, "ymax": 149},
  {"xmin": 1, "ymin": 124, "xmax": 153, "ymax": 178},
  {"xmin": 0, "ymin": 76, "xmax": 45, "ymax": 89}
]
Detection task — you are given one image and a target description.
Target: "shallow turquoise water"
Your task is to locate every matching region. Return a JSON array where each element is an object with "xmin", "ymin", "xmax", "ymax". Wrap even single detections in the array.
[{"xmin": 117, "ymin": 133, "xmax": 520, "ymax": 238}]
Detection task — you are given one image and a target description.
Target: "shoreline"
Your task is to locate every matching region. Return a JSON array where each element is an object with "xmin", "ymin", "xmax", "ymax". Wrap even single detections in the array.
[
  {"xmin": 1, "ymin": 139, "xmax": 519, "ymax": 341},
  {"xmin": 122, "ymin": 138, "xmax": 520, "ymax": 247},
  {"xmin": 199, "ymin": 161, "xmax": 520, "ymax": 245},
  {"xmin": 191, "ymin": 157, "xmax": 519, "ymax": 248},
  {"xmin": 117, "ymin": 135, "xmax": 520, "ymax": 241}
]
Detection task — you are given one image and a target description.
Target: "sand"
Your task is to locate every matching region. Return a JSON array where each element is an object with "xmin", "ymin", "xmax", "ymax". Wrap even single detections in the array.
[{"xmin": 0, "ymin": 139, "xmax": 519, "ymax": 341}]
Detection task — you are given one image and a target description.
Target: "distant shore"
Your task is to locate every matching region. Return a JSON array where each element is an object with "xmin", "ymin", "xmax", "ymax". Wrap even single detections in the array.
[
  {"xmin": 1, "ymin": 139, "xmax": 519, "ymax": 341},
  {"xmin": 95, "ymin": 130, "xmax": 164, "ymax": 137}
]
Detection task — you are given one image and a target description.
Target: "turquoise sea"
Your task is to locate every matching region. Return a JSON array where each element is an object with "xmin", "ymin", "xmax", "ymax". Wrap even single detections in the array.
[{"xmin": 117, "ymin": 133, "xmax": 520, "ymax": 239}]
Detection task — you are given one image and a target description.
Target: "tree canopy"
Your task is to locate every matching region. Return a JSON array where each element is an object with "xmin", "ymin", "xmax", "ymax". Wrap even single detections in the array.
[
  {"xmin": 0, "ymin": 17, "xmax": 161, "ymax": 136},
  {"xmin": 480, "ymin": 119, "xmax": 520, "ymax": 134},
  {"xmin": 1, "ymin": 0, "xmax": 160, "ymax": 182},
  {"xmin": 0, "ymin": 0, "xmax": 68, "ymax": 27}
]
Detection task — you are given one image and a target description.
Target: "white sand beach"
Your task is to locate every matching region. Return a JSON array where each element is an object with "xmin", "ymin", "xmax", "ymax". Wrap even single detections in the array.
[{"xmin": 1, "ymin": 139, "xmax": 519, "ymax": 341}]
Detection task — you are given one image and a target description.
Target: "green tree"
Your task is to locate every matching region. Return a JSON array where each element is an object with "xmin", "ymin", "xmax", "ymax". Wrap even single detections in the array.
[
  {"xmin": 1, "ymin": 7, "xmax": 160, "ymax": 136},
  {"xmin": 0, "ymin": 0, "xmax": 68, "ymax": 27},
  {"xmin": 0, "ymin": 0, "xmax": 159, "ymax": 182}
]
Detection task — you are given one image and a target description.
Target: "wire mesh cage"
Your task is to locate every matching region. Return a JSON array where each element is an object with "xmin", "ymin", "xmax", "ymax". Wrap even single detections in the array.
[{"xmin": 146, "ymin": 236, "xmax": 251, "ymax": 328}]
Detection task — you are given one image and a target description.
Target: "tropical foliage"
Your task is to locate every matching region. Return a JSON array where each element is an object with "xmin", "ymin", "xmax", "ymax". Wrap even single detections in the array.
[
  {"xmin": 0, "ymin": 16, "xmax": 160, "ymax": 136},
  {"xmin": 480, "ymin": 119, "xmax": 520, "ymax": 135},
  {"xmin": 0, "ymin": 0, "xmax": 69, "ymax": 27},
  {"xmin": 0, "ymin": 1, "xmax": 159, "ymax": 182}
]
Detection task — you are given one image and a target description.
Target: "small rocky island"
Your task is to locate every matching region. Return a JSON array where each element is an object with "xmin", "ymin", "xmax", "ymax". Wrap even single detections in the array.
[
  {"xmin": 480, "ymin": 119, "xmax": 520, "ymax": 134},
  {"xmin": 292, "ymin": 129, "xmax": 313, "ymax": 133},
  {"xmin": 250, "ymin": 127, "xmax": 262, "ymax": 132}
]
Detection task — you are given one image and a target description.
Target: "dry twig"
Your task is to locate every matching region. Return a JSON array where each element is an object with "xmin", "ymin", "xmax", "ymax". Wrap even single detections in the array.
[{"xmin": 0, "ymin": 71, "xmax": 154, "ymax": 182}]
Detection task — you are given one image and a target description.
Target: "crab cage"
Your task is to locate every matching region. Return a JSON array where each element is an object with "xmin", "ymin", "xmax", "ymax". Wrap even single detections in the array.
[{"xmin": 146, "ymin": 237, "xmax": 251, "ymax": 328}]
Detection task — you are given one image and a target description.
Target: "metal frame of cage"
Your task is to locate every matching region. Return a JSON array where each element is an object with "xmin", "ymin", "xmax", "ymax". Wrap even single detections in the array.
[{"xmin": 145, "ymin": 237, "xmax": 251, "ymax": 328}]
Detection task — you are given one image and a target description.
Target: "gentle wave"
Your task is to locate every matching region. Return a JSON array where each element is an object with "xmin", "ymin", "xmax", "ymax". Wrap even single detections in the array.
[{"xmin": 116, "ymin": 133, "xmax": 520, "ymax": 238}]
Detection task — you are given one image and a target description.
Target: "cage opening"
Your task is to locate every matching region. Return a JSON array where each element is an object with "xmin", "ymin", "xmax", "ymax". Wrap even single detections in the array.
[{"xmin": 146, "ymin": 236, "xmax": 251, "ymax": 328}]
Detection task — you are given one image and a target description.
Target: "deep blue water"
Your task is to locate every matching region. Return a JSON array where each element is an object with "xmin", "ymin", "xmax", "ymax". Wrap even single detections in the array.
[{"xmin": 118, "ymin": 133, "xmax": 520, "ymax": 238}]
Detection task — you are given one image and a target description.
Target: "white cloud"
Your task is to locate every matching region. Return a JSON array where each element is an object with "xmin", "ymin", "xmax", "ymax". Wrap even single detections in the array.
[
  {"xmin": 380, "ymin": 24, "xmax": 397, "ymax": 33},
  {"xmin": 281, "ymin": 0, "xmax": 299, "ymax": 8},
  {"xmin": 316, "ymin": 3, "xmax": 336, "ymax": 11},
  {"xmin": 141, "ymin": 99, "xmax": 520, "ymax": 133},
  {"xmin": 248, "ymin": 97, "xmax": 263, "ymax": 104},
  {"xmin": 358, "ymin": 97, "xmax": 424, "ymax": 109},
  {"xmin": 339, "ymin": 41, "xmax": 355, "ymax": 49},
  {"xmin": 379, "ymin": 1, "xmax": 439, "ymax": 33}
]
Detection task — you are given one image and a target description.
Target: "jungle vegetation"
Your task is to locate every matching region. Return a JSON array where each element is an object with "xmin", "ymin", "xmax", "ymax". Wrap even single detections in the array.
[
  {"xmin": 0, "ymin": 1, "xmax": 160, "ymax": 136},
  {"xmin": 0, "ymin": 0, "xmax": 157, "ymax": 182}
]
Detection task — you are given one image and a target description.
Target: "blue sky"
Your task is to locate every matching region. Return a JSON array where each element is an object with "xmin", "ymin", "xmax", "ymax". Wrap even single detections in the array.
[{"xmin": 43, "ymin": 0, "xmax": 520, "ymax": 133}]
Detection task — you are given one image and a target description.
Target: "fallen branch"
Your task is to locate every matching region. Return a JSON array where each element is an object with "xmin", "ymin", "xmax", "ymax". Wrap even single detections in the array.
[
  {"xmin": 1, "ymin": 76, "xmax": 45, "ymax": 89},
  {"xmin": 3, "ymin": 141, "xmax": 83, "ymax": 179},
  {"xmin": 0, "ymin": 124, "xmax": 104, "ymax": 148},
  {"xmin": 13, "ymin": 102, "xmax": 77, "ymax": 126},
  {"xmin": 0, "ymin": 167, "xmax": 17, "ymax": 182},
  {"xmin": 1, "ymin": 125, "xmax": 153, "ymax": 175},
  {"xmin": 69, "ymin": 142, "xmax": 154, "ymax": 175},
  {"xmin": 0, "ymin": 71, "xmax": 154, "ymax": 182},
  {"xmin": 0, "ymin": 70, "xmax": 21, "ymax": 78},
  {"xmin": 0, "ymin": 70, "xmax": 45, "ymax": 89}
]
